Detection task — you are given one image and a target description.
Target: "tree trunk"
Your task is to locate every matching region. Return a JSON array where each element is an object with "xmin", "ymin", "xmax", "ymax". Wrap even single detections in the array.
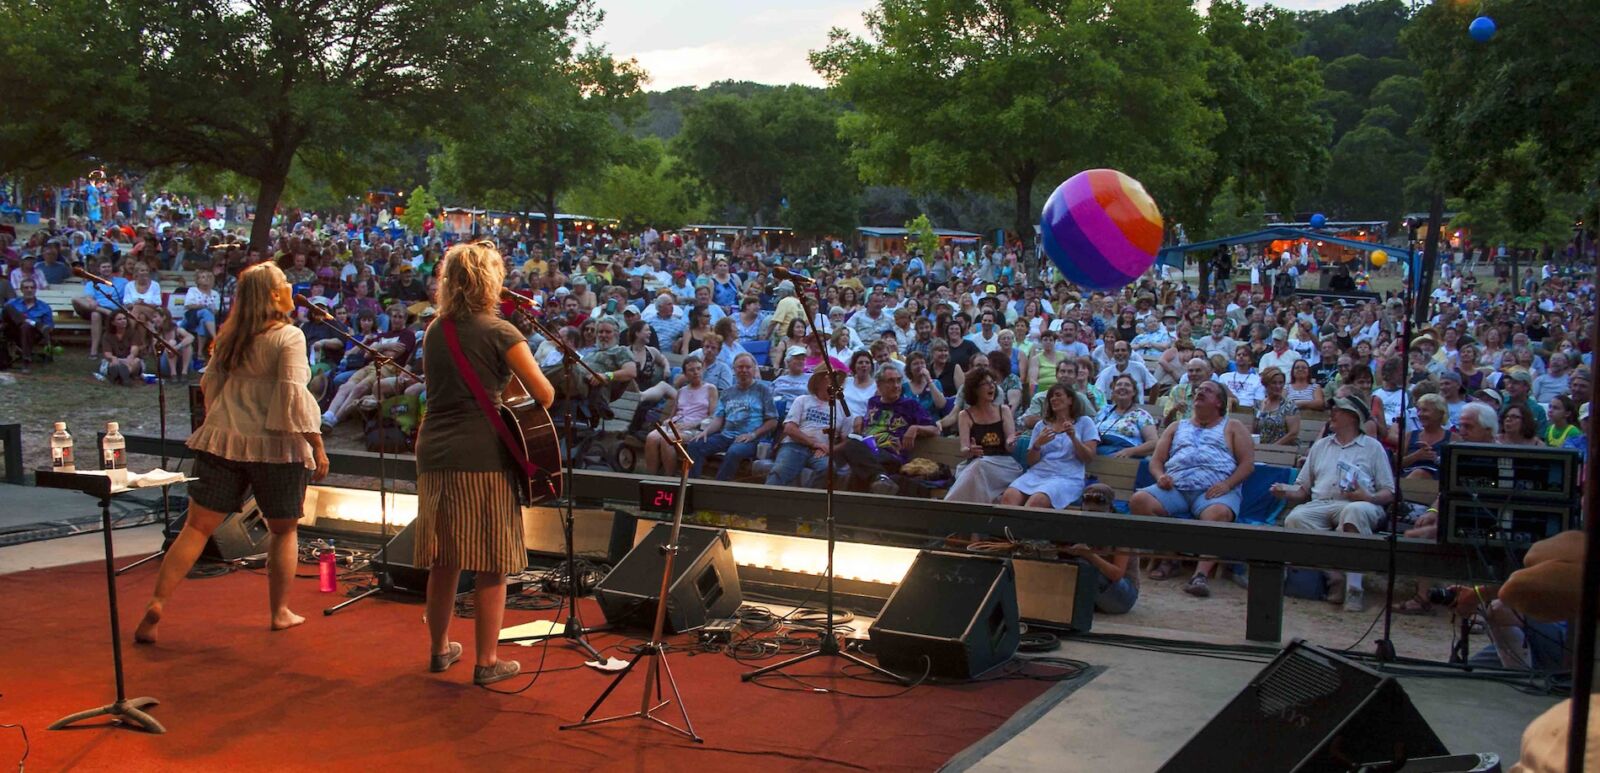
[
  {"xmin": 249, "ymin": 170, "xmax": 289, "ymax": 257},
  {"xmin": 1013, "ymin": 176, "xmax": 1036, "ymax": 281},
  {"xmin": 543, "ymin": 193, "xmax": 558, "ymax": 259}
]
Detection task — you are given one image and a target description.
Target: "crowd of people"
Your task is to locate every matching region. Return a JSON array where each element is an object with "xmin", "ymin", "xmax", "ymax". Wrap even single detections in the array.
[{"xmin": 3, "ymin": 202, "xmax": 1594, "ymax": 620}]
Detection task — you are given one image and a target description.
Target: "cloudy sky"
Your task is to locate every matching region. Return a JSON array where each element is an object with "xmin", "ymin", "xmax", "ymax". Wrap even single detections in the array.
[{"xmin": 590, "ymin": 0, "xmax": 1357, "ymax": 91}]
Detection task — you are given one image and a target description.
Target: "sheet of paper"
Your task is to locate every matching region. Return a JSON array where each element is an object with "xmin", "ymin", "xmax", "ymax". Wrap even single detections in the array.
[{"xmin": 500, "ymin": 619, "xmax": 562, "ymax": 645}]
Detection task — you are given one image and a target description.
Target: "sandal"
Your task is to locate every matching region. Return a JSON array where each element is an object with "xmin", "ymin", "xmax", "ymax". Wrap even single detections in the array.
[
  {"xmin": 430, "ymin": 642, "xmax": 463, "ymax": 673},
  {"xmin": 1391, "ymin": 597, "xmax": 1433, "ymax": 616},
  {"xmin": 1183, "ymin": 574, "xmax": 1211, "ymax": 598},
  {"xmin": 1148, "ymin": 560, "xmax": 1182, "ymax": 581}
]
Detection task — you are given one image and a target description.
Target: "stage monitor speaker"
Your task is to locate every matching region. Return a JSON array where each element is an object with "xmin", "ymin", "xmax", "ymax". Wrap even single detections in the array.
[
  {"xmin": 1158, "ymin": 639, "xmax": 1448, "ymax": 773},
  {"xmin": 868, "ymin": 551, "xmax": 1019, "ymax": 679},
  {"xmin": 593, "ymin": 523, "xmax": 741, "ymax": 633},
  {"xmin": 1013, "ymin": 557, "xmax": 1099, "ymax": 632},
  {"xmin": 162, "ymin": 497, "xmax": 271, "ymax": 561},
  {"xmin": 522, "ymin": 507, "xmax": 642, "ymax": 565},
  {"xmin": 379, "ymin": 520, "xmax": 474, "ymax": 594}
]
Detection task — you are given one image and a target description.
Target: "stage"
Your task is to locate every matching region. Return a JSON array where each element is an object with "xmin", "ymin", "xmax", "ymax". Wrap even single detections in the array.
[{"xmin": 0, "ymin": 525, "xmax": 1562, "ymax": 770}]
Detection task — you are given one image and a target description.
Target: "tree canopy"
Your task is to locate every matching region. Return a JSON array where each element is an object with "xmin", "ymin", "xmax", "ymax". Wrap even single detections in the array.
[
  {"xmin": 0, "ymin": 0, "xmax": 589, "ymax": 250},
  {"xmin": 811, "ymin": 0, "xmax": 1218, "ymax": 248}
]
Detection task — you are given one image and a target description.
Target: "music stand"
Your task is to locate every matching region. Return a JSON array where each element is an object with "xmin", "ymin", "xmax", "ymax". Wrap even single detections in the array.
[
  {"xmin": 561, "ymin": 423, "xmax": 701, "ymax": 741},
  {"xmin": 496, "ymin": 298, "xmax": 606, "ymax": 660},
  {"xmin": 35, "ymin": 469, "xmax": 166, "ymax": 733}
]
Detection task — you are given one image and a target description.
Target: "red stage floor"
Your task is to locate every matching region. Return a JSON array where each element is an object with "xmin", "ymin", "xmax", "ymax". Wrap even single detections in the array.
[{"xmin": 0, "ymin": 561, "xmax": 1068, "ymax": 771}]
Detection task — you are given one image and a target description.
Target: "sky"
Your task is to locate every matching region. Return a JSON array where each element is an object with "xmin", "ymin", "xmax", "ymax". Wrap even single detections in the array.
[{"xmin": 590, "ymin": 0, "xmax": 1357, "ymax": 91}]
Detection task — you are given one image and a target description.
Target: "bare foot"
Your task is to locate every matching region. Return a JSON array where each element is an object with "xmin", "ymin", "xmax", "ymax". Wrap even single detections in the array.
[
  {"xmin": 271, "ymin": 609, "xmax": 306, "ymax": 631},
  {"xmin": 134, "ymin": 601, "xmax": 162, "ymax": 644}
]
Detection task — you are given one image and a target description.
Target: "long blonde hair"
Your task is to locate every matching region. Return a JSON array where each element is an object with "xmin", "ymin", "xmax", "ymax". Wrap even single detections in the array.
[
  {"xmin": 437, "ymin": 241, "xmax": 505, "ymax": 319},
  {"xmin": 211, "ymin": 262, "xmax": 290, "ymax": 372}
]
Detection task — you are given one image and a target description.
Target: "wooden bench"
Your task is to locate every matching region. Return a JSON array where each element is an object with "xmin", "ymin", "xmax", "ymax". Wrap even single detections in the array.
[
  {"xmin": 1399, "ymin": 477, "xmax": 1439, "ymax": 507},
  {"xmin": 1085, "ymin": 456, "xmax": 1142, "ymax": 502},
  {"xmin": 1253, "ymin": 442, "xmax": 1301, "ymax": 468},
  {"xmin": 1297, "ymin": 419, "xmax": 1326, "ymax": 448},
  {"xmin": 35, "ymin": 284, "xmax": 88, "ymax": 334}
]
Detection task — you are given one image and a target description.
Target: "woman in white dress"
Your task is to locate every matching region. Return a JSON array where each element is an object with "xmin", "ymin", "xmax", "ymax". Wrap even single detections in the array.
[
  {"xmin": 944, "ymin": 369, "xmax": 1021, "ymax": 504},
  {"xmin": 1001, "ymin": 385, "xmax": 1099, "ymax": 509}
]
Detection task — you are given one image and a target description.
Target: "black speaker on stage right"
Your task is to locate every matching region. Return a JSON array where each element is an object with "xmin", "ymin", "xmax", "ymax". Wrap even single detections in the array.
[
  {"xmin": 594, "ymin": 522, "xmax": 742, "ymax": 633},
  {"xmin": 162, "ymin": 497, "xmax": 270, "ymax": 561},
  {"xmin": 1159, "ymin": 640, "xmax": 1448, "ymax": 772},
  {"xmin": 868, "ymin": 551, "xmax": 1019, "ymax": 679}
]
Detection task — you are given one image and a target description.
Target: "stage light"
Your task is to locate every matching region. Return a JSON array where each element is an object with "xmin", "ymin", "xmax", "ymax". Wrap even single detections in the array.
[
  {"xmin": 725, "ymin": 530, "xmax": 918, "ymax": 585},
  {"xmin": 297, "ymin": 485, "xmax": 417, "ymax": 534}
]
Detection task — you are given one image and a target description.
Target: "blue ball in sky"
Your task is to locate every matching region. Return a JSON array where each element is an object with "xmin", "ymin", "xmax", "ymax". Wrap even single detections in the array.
[
  {"xmin": 1469, "ymin": 16, "xmax": 1496, "ymax": 42},
  {"xmin": 1310, "ymin": 213, "xmax": 1327, "ymax": 228}
]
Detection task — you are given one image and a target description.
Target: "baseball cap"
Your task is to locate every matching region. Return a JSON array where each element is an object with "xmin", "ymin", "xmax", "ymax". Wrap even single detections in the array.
[
  {"xmin": 786, "ymin": 345, "xmax": 808, "ymax": 359},
  {"xmin": 1270, "ymin": 327, "xmax": 1288, "ymax": 341},
  {"xmin": 776, "ymin": 280, "xmax": 796, "ymax": 295},
  {"xmin": 1506, "ymin": 369, "xmax": 1533, "ymax": 384},
  {"xmin": 1438, "ymin": 370, "xmax": 1463, "ymax": 384},
  {"xmin": 1474, "ymin": 388, "xmax": 1502, "ymax": 404}
]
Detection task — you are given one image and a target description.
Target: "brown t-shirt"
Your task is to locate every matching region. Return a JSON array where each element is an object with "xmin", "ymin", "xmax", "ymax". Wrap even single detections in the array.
[{"xmin": 415, "ymin": 313, "xmax": 526, "ymax": 473}]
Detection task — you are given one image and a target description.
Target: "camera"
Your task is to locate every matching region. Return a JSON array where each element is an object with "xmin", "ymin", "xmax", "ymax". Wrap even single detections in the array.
[{"xmin": 1427, "ymin": 586, "xmax": 1457, "ymax": 606}]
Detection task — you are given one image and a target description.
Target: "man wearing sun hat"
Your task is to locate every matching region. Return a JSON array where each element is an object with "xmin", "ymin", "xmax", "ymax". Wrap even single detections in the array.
[{"xmin": 1273, "ymin": 394, "xmax": 1396, "ymax": 613}]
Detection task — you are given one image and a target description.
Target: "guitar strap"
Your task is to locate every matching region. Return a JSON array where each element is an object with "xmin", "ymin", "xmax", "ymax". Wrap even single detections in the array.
[{"xmin": 439, "ymin": 318, "xmax": 537, "ymax": 480}]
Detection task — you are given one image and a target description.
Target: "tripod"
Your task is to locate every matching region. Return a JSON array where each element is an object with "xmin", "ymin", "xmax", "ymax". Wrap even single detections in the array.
[
  {"xmin": 72, "ymin": 270, "xmax": 182, "ymax": 576},
  {"xmin": 742, "ymin": 277, "xmax": 907, "ymax": 685},
  {"xmin": 561, "ymin": 422, "xmax": 701, "ymax": 741},
  {"xmin": 307, "ymin": 298, "xmax": 419, "ymax": 615},
  {"xmin": 497, "ymin": 297, "xmax": 605, "ymax": 660}
]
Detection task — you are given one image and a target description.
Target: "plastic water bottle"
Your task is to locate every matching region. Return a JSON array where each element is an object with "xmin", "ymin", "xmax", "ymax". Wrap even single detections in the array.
[
  {"xmin": 319, "ymin": 541, "xmax": 338, "ymax": 593},
  {"xmin": 102, "ymin": 421, "xmax": 127, "ymax": 486},
  {"xmin": 50, "ymin": 422, "xmax": 75, "ymax": 472}
]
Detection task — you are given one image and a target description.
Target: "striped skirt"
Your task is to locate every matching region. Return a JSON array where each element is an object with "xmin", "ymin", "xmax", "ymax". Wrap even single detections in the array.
[{"xmin": 414, "ymin": 470, "xmax": 526, "ymax": 576}]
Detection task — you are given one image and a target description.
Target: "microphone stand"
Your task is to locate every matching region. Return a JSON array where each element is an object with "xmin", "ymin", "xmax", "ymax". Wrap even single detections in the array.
[
  {"xmin": 78, "ymin": 274, "xmax": 183, "ymax": 576},
  {"xmin": 496, "ymin": 296, "xmax": 606, "ymax": 660},
  {"xmin": 310, "ymin": 300, "xmax": 421, "ymax": 615},
  {"xmin": 743, "ymin": 277, "xmax": 908, "ymax": 685}
]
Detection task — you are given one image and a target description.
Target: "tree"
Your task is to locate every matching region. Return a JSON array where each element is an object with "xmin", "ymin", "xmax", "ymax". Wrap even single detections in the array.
[
  {"xmin": 905, "ymin": 214, "xmax": 939, "ymax": 259},
  {"xmin": 432, "ymin": 48, "xmax": 645, "ymax": 251},
  {"xmin": 0, "ymin": 0, "xmax": 585, "ymax": 252},
  {"xmin": 673, "ymin": 87, "xmax": 860, "ymax": 236},
  {"xmin": 564, "ymin": 138, "xmax": 706, "ymax": 229},
  {"xmin": 811, "ymin": 0, "xmax": 1218, "ymax": 250},
  {"xmin": 1177, "ymin": 0, "xmax": 1330, "ymax": 235},
  {"xmin": 1406, "ymin": 0, "xmax": 1600, "ymax": 199},
  {"xmin": 399, "ymin": 187, "xmax": 439, "ymax": 234},
  {"xmin": 1321, "ymin": 124, "xmax": 1425, "ymax": 219}
]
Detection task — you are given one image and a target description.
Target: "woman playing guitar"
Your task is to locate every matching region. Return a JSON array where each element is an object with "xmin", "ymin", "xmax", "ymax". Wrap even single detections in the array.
[{"xmin": 414, "ymin": 240, "xmax": 555, "ymax": 686}]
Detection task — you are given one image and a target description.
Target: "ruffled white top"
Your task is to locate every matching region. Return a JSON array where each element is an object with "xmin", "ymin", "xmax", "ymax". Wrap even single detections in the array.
[{"xmin": 187, "ymin": 324, "xmax": 322, "ymax": 468}]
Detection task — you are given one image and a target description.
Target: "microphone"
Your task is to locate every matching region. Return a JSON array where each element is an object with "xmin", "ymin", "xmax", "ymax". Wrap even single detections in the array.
[
  {"xmin": 73, "ymin": 265, "xmax": 116, "ymax": 285},
  {"xmin": 293, "ymin": 293, "xmax": 334, "ymax": 320},
  {"xmin": 501, "ymin": 287, "xmax": 542, "ymax": 309},
  {"xmin": 772, "ymin": 266, "xmax": 815, "ymax": 286}
]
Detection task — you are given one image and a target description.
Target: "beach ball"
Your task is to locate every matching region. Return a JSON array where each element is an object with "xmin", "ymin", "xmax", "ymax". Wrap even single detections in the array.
[
  {"xmin": 1469, "ymin": 16, "xmax": 1496, "ymax": 42},
  {"xmin": 1310, "ymin": 213, "xmax": 1327, "ymax": 228},
  {"xmin": 1370, "ymin": 250, "xmax": 1388, "ymax": 267},
  {"xmin": 1040, "ymin": 169, "xmax": 1163, "ymax": 291}
]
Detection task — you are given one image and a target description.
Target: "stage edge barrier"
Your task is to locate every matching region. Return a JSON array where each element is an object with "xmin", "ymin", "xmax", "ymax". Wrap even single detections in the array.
[{"xmin": 124, "ymin": 434, "xmax": 1481, "ymax": 643}]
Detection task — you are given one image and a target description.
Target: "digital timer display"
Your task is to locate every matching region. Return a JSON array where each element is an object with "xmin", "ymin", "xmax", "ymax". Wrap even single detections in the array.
[{"xmin": 638, "ymin": 480, "xmax": 691, "ymax": 513}]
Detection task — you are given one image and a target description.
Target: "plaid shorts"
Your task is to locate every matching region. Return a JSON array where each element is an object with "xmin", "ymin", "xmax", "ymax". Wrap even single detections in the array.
[{"xmin": 189, "ymin": 451, "xmax": 311, "ymax": 521}]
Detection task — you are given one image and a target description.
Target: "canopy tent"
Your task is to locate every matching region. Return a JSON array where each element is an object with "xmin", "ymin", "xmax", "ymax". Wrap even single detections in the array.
[{"xmin": 1155, "ymin": 227, "xmax": 1414, "ymax": 269}]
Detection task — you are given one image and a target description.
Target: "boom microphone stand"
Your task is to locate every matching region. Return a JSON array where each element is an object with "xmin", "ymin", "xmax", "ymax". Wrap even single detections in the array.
[
  {"xmin": 561, "ymin": 422, "xmax": 702, "ymax": 741},
  {"xmin": 300, "ymin": 296, "xmax": 420, "ymax": 615},
  {"xmin": 743, "ymin": 274, "xmax": 908, "ymax": 685},
  {"xmin": 73, "ymin": 267, "xmax": 182, "ymax": 576},
  {"xmin": 497, "ymin": 292, "xmax": 605, "ymax": 660}
]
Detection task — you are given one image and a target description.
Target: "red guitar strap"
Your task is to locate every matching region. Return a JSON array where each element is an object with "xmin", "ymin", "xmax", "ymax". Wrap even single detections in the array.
[{"xmin": 439, "ymin": 318, "xmax": 537, "ymax": 479}]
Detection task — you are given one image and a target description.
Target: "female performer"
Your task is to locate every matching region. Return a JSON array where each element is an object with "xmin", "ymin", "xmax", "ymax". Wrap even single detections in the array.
[
  {"xmin": 135, "ymin": 263, "xmax": 329, "ymax": 644},
  {"xmin": 413, "ymin": 241, "xmax": 555, "ymax": 686}
]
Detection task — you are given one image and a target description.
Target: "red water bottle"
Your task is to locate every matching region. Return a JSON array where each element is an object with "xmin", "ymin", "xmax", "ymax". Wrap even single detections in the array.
[{"xmin": 319, "ymin": 540, "xmax": 337, "ymax": 593}]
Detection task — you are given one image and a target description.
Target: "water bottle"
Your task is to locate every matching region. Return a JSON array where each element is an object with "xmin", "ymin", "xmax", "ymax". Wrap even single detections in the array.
[
  {"xmin": 50, "ymin": 422, "xmax": 75, "ymax": 472},
  {"xmin": 319, "ymin": 540, "xmax": 338, "ymax": 593},
  {"xmin": 102, "ymin": 421, "xmax": 127, "ymax": 486}
]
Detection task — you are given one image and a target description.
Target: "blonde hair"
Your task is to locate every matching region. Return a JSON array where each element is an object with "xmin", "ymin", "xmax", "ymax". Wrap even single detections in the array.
[
  {"xmin": 437, "ymin": 241, "xmax": 505, "ymax": 319},
  {"xmin": 211, "ymin": 262, "xmax": 290, "ymax": 373}
]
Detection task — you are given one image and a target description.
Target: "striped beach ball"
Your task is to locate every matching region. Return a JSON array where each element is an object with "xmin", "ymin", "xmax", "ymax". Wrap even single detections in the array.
[{"xmin": 1040, "ymin": 169, "xmax": 1163, "ymax": 291}]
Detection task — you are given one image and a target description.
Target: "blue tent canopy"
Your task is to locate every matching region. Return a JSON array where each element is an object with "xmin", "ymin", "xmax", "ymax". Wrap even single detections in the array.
[{"xmin": 1156, "ymin": 227, "xmax": 1413, "ymax": 269}]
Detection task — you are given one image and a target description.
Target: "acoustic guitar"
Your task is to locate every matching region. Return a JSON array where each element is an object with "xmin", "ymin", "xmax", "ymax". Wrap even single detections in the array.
[{"xmin": 501, "ymin": 374, "xmax": 562, "ymax": 505}]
